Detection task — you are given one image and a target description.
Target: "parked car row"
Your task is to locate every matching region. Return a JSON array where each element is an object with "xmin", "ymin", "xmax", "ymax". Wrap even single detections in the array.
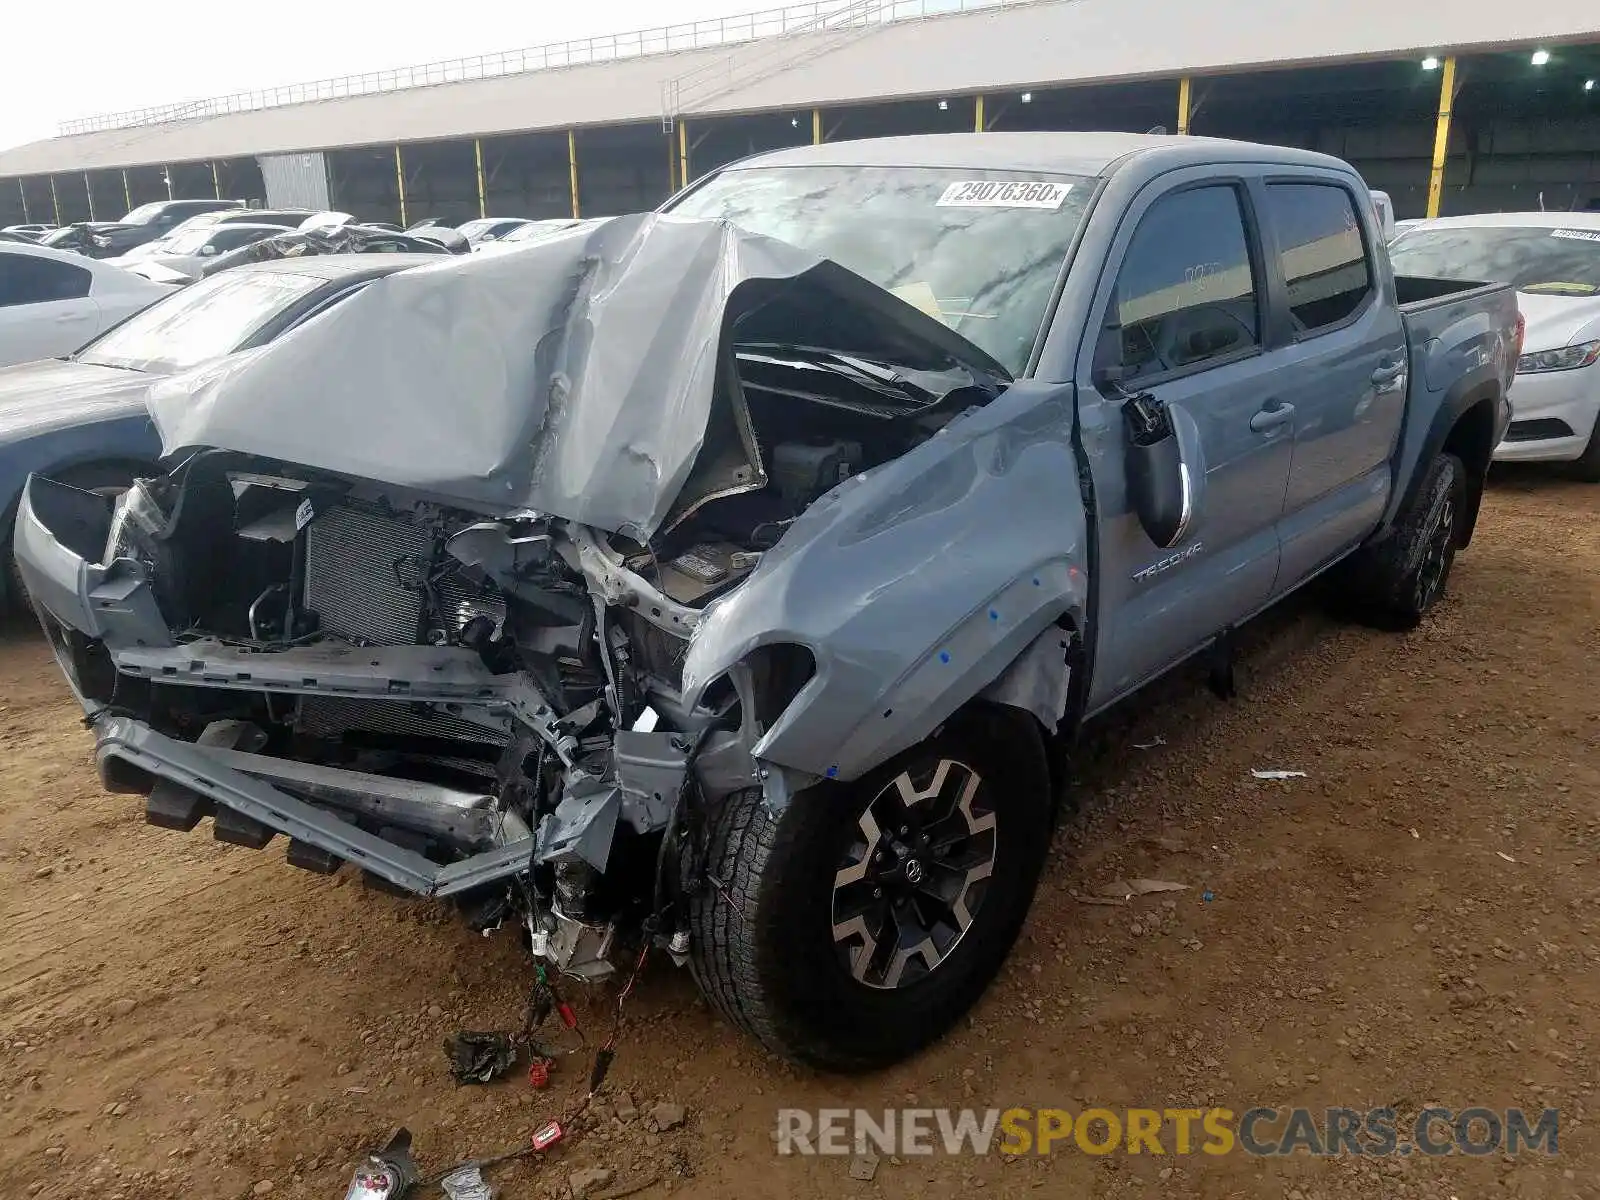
[
  {"xmin": 24, "ymin": 201, "xmax": 470, "ymax": 271},
  {"xmin": 0, "ymin": 209, "xmax": 607, "ymax": 375},
  {"xmin": 0, "ymin": 209, "xmax": 479, "ymax": 372}
]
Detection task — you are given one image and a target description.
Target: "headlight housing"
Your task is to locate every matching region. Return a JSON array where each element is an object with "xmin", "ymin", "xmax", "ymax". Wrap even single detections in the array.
[
  {"xmin": 1516, "ymin": 339, "xmax": 1600, "ymax": 374},
  {"xmin": 103, "ymin": 481, "xmax": 174, "ymax": 564}
]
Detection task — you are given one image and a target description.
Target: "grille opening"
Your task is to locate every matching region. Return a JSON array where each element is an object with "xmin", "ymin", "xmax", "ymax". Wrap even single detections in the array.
[{"xmin": 1504, "ymin": 417, "xmax": 1576, "ymax": 443}]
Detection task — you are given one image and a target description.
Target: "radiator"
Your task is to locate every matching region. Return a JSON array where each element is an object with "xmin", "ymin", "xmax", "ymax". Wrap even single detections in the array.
[
  {"xmin": 304, "ymin": 501, "xmax": 431, "ymax": 645},
  {"xmin": 298, "ymin": 501, "xmax": 508, "ymax": 748}
]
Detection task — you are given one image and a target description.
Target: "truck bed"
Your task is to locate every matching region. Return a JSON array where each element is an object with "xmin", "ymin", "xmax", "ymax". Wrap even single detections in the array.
[
  {"xmin": 1382, "ymin": 273, "xmax": 1519, "ymax": 536},
  {"xmin": 1394, "ymin": 274, "xmax": 1517, "ymax": 389},
  {"xmin": 1394, "ymin": 273, "xmax": 1502, "ymax": 313}
]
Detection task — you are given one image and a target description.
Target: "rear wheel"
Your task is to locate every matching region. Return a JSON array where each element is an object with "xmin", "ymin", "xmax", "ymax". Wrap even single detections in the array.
[
  {"xmin": 688, "ymin": 708, "xmax": 1052, "ymax": 1071},
  {"xmin": 1339, "ymin": 451, "xmax": 1464, "ymax": 630}
]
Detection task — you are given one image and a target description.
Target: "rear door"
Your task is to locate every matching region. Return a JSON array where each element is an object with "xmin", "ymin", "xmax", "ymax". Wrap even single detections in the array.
[
  {"xmin": 0, "ymin": 247, "xmax": 98, "ymax": 367},
  {"xmin": 1257, "ymin": 177, "xmax": 1406, "ymax": 589},
  {"xmin": 1078, "ymin": 171, "xmax": 1293, "ymax": 708}
]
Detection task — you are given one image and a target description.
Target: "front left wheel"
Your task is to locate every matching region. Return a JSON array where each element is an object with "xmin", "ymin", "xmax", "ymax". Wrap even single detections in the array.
[{"xmin": 688, "ymin": 708, "xmax": 1053, "ymax": 1072}]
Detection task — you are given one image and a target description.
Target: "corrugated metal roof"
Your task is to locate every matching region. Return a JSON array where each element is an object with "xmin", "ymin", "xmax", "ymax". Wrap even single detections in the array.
[{"xmin": 5, "ymin": 0, "xmax": 1599, "ymax": 176}]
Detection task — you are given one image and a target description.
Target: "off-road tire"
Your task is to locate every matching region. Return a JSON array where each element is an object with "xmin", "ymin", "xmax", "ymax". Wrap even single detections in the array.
[
  {"xmin": 687, "ymin": 710, "xmax": 1052, "ymax": 1072},
  {"xmin": 1341, "ymin": 451, "xmax": 1465, "ymax": 630}
]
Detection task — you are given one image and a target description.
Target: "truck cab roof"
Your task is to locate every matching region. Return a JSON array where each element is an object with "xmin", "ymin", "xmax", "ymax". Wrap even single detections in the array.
[{"xmin": 729, "ymin": 132, "xmax": 1354, "ymax": 181}]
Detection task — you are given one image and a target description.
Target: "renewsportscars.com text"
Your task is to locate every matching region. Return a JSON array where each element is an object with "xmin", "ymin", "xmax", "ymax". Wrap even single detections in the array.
[{"xmin": 775, "ymin": 1107, "xmax": 1559, "ymax": 1158}]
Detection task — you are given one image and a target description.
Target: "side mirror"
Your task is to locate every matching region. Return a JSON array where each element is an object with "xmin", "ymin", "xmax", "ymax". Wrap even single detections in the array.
[
  {"xmin": 200, "ymin": 245, "xmax": 217, "ymax": 256},
  {"xmin": 1122, "ymin": 392, "xmax": 1193, "ymax": 549}
]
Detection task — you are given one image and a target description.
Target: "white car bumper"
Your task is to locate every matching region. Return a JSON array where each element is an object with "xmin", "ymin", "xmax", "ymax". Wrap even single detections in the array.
[{"xmin": 1495, "ymin": 364, "xmax": 1600, "ymax": 463}]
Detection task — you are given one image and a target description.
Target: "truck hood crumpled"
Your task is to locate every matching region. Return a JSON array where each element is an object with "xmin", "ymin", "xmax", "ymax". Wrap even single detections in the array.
[{"xmin": 143, "ymin": 212, "xmax": 1010, "ymax": 540}]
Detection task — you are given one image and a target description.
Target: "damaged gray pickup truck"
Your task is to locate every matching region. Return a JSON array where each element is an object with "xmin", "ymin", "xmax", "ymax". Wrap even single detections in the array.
[{"xmin": 16, "ymin": 134, "xmax": 1518, "ymax": 1071}]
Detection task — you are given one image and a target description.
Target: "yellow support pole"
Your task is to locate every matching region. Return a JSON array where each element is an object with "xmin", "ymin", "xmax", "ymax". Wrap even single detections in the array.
[
  {"xmin": 84, "ymin": 172, "xmax": 95, "ymax": 221},
  {"xmin": 49, "ymin": 176, "xmax": 60, "ymax": 226},
  {"xmin": 678, "ymin": 121, "xmax": 689, "ymax": 190},
  {"xmin": 121, "ymin": 169, "xmax": 131, "ymax": 213},
  {"xmin": 474, "ymin": 138, "xmax": 487, "ymax": 219},
  {"xmin": 812, "ymin": 108, "xmax": 822, "ymax": 145},
  {"xmin": 568, "ymin": 130, "xmax": 580, "ymax": 219},
  {"xmin": 211, "ymin": 161, "xmax": 221, "ymax": 199},
  {"xmin": 394, "ymin": 145, "xmax": 407, "ymax": 227},
  {"xmin": 975, "ymin": 94, "xmax": 985, "ymax": 132},
  {"xmin": 17, "ymin": 179, "xmax": 28, "ymax": 223},
  {"xmin": 1426, "ymin": 56, "xmax": 1458, "ymax": 219},
  {"xmin": 1177, "ymin": 77, "xmax": 1192, "ymax": 135}
]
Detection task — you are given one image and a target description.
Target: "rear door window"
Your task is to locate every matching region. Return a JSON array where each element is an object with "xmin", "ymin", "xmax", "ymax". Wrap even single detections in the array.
[
  {"xmin": 1264, "ymin": 183, "xmax": 1373, "ymax": 334},
  {"xmin": 0, "ymin": 251, "xmax": 93, "ymax": 306},
  {"xmin": 1104, "ymin": 185, "xmax": 1261, "ymax": 383}
]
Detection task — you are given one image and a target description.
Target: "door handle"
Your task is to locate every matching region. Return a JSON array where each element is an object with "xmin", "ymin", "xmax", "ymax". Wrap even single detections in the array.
[
  {"xmin": 53, "ymin": 312, "xmax": 88, "ymax": 323},
  {"xmin": 1249, "ymin": 401, "xmax": 1295, "ymax": 433},
  {"xmin": 1371, "ymin": 361, "xmax": 1405, "ymax": 385}
]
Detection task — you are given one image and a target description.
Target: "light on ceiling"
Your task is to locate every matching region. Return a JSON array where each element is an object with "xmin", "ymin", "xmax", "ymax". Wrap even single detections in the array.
[
  {"xmin": 790, "ymin": 117, "xmax": 799, "ymax": 127},
  {"xmin": 1021, "ymin": 91, "xmax": 1033, "ymax": 103},
  {"xmin": 1531, "ymin": 49, "xmax": 1551, "ymax": 66},
  {"xmin": 938, "ymin": 99, "xmax": 949, "ymax": 110},
  {"xmin": 1421, "ymin": 56, "xmax": 1440, "ymax": 71},
  {"xmin": 1586, "ymin": 78, "xmax": 1596, "ymax": 92}
]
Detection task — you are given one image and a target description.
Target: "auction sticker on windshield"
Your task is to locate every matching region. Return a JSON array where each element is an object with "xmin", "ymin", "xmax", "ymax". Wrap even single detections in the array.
[
  {"xmin": 936, "ymin": 181, "xmax": 1073, "ymax": 209},
  {"xmin": 1550, "ymin": 228, "xmax": 1600, "ymax": 243}
]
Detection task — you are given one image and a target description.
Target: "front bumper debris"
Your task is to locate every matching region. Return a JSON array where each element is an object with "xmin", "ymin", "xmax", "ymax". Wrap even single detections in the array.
[
  {"xmin": 16, "ymin": 471, "xmax": 761, "ymax": 920},
  {"xmin": 96, "ymin": 715, "xmax": 538, "ymax": 897}
]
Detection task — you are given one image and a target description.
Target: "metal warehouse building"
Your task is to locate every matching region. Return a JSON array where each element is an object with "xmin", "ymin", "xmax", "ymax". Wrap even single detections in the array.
[{"xmin": 3, "ymin": 0, "xmax": 1599, "ymax": 229}]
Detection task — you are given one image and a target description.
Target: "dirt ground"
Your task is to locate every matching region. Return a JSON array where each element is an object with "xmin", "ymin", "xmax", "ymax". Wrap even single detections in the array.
[{"xmin": 1, "ymin": 469, "xmax": 1596, "ymax": 1200}]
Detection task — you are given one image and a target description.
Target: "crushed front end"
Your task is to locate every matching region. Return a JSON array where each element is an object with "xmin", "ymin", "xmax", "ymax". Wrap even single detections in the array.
[{"xmin": 14, "ymin": 455, "xmax": 791, "ymax": 981}]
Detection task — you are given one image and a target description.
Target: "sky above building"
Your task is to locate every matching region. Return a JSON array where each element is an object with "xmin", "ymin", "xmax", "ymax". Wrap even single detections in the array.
[{"xmin": 0, "ymin": 0, "xmax": 755, "ymax": 153}]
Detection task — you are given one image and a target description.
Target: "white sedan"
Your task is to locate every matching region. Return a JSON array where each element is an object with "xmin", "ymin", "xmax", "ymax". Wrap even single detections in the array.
[
  {"xmin": 0, "ymin": 240, "xmax": 175, "ymax": 369},
  {"xmin": 110, "ymin": 223, "xmax": 292, "ymax": 282},
  {"xmin": 1390, "ymin": 212, "xmax": 1600, "ymax": 480}
]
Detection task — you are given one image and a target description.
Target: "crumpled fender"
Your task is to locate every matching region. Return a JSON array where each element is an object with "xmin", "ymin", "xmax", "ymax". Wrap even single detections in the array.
[{"xmin": 681, "ymin": 381, "xmax": 1089, "ymax": 783}]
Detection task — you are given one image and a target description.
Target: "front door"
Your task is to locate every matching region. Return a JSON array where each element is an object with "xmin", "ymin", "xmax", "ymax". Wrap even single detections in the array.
[{"xmin": 1078, "ymin": 176, "xmax": 1294, "ymax": 711}]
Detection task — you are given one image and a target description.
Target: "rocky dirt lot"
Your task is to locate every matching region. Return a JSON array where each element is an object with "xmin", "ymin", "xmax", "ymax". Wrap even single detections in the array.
[{"xmin": 0, "ymin": 469, "xmax": 1596, "ymax": 1200}]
